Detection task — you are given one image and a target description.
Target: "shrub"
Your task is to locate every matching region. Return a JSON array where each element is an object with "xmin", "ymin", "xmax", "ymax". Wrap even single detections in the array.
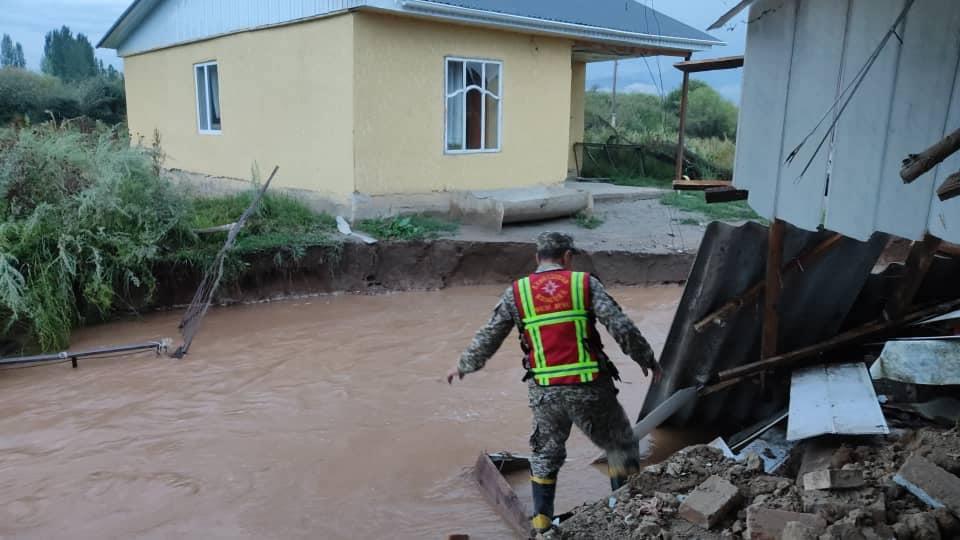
[{"xmin": 0, "ymin": 69, "xmax": 125, "ymax": 125}]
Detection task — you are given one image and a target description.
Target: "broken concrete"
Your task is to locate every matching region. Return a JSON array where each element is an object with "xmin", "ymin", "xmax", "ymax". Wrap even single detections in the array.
[
  {"xmin": 744, "ymin": 506, "xmax": 826, "ymax": 539},
  {"xmin": 894, "ymin": 454, "xmax": 960, "ymax": 516},
  {"xmin": 679, "ymin": 475, "xmax": 742, "ymax": 529},
  {"xmin": 803, "ymin": 468, "xmax": 865, "ymax": 491},
  {"xmin": 801, "ymin": 487, "xmax": 886, "ymax": 523},
  {"xmin": 781, "ymin": 520, "xmax": 820, "ymax": 540}
]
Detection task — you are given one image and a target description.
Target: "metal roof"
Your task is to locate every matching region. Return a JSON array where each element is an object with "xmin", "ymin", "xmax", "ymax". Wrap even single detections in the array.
[{"xmin": 99, "ymin": 0, "xmax": 722, "ymax": 55}]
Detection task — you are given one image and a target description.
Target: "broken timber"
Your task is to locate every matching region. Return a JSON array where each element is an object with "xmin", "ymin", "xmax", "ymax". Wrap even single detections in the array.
[
  {"xmin": 473, "ymin": 453, "xmax": 529, "ymax": 538},
  {"xmin": 715, "ymin": 297, "xmax": 960, "ymax": 382},
  {"xmin": 884, "ymin": 234, "xmax": 943, "ymax": 320},
  {"xmin": 938, "ymin": 171, "xmax": 960, "ymax": 201},
  {"xmin": 674, "ymin": 55, "xmax": 745, "ymax": 73},
  {"xmin": 694, "ymin": 233, "xmax": 844, "ymax": 333},
  {"xmin": 705, "ymin": 186, "xmax": 749, "ymax": 204},
  {"xmin": 901, "ymin": 128, "xmax": 960, "ymax": 183},
  {"xmin": 762, "ymin": 220, "xmax": 786, "ymax": 361},
  {"xmin": 673, "ymin": 179, "xmax": 732, "ymax": 191}
]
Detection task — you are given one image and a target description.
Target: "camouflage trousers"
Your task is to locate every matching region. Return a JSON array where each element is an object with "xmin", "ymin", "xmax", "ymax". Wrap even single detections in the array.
[{"xmin": 527, "ymin": 377, "xmax": 640, "ymax": 480}]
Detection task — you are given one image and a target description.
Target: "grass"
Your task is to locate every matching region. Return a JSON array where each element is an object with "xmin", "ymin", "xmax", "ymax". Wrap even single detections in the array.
[
  {"xmin": 660, "ymin": 191, "xmax": 762, "ymax": 223},
  {"xmin": 355, "ymin": 215, "xmax": 458, "ymax": 241},
  {"xmin": 574, "ymin": 211, "xmax": 604, "ymax": 229},
  {"xmin": 678, "ymin": 217, "xmax": 701, "ymax": 226}
]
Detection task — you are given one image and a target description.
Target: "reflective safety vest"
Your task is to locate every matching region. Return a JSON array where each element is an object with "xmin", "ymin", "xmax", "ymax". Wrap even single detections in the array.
[{"xmin": 513, "ymin": 270, "xmax": 603, "ymax": 386}]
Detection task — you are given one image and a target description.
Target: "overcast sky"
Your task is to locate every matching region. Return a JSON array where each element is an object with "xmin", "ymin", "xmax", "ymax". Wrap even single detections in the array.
[{"xmin": 3, "ymin": 0, "xmax": 747, "ymax": 101}]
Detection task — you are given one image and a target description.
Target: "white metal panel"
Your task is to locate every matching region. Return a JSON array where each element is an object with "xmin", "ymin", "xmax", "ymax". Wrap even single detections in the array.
[
  {"xmin": 118, "ymin": 0, "xmax": 376, "ymax": 56},
  {"xmin": 775, "ymin": 0, "xmax": 850, "ymax": 232},
  {"xmin": 786, "ymin": 362, "xmax": 889, "ymax": 441},
  {"xmin": 872, "ymin": 0, "xmax": 960, "ymax": 241},
  {"xmin": 928, "ymin": 63, "xmax": 960, "ymax": 240},
  {"xmin": 824, "ymin": 0, "xmax": 905, "ymax": 241},
  {"xmin": 733, "ymin": 0, "xmax": 799, "ymax": 219}
]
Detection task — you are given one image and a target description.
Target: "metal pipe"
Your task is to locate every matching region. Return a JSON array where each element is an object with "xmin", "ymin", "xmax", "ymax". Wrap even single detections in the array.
[{"xmin": 0, "ymin": 340, "xmax": 169, "ymax": 367}]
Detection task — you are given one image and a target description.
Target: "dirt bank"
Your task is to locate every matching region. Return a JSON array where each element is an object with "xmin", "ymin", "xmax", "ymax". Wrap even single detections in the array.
[{"xmin": 154, "ymin": 239, "xmax": 694, "ymax": 307}]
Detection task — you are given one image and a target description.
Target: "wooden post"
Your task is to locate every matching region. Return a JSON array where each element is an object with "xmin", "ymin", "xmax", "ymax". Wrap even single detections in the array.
[
  {"xmin": 674, "ymin": 53, "xmax": 693, "ymax": 181},
  {"xmin": 762, "ymin": 220, "xmax": 786, "ymax": 360},
  {"xmin": 473, "ymin": 453, "xmax": 529, "ymax": 538},
  {"xmin": 937, "ymin": 171, "xmax": 960, "ymax": 201},
  {"xmin": 884, "ymin": 234, "xmax": 943, "ymax": 320},
  {"xmin": 901, "ymin": 128, "xmax": 960, "ymax": 183}
]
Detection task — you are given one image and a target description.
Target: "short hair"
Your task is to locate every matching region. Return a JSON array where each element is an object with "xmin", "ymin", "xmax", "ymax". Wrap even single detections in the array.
[{"xmin": 537, "ymin": 246, "xmax": 569, "ymax": 261}]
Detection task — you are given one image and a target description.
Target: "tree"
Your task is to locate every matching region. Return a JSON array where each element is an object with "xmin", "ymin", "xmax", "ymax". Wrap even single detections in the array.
[
  {"xmin": 1, "ymin": 34, "xmax": 25, "ymax": 68},
  {"xmin": 41, "ymin": 26, "xmax": 98, "ymax": 81},
  {"xmin": 667, "ymin": 80, "xmax": 738, "ymax": 139}
]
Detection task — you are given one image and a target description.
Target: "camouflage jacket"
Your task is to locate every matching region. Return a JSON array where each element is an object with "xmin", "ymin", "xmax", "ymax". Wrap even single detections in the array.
[{"xmin": 457, "ymin": 263, "xmax": 657, "ymax": 376}]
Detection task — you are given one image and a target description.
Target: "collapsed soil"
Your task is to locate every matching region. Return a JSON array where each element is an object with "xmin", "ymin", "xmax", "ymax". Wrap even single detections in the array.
[{"xmin": 556, "ymin": 428, "xmax": 960, "ymax": 540}]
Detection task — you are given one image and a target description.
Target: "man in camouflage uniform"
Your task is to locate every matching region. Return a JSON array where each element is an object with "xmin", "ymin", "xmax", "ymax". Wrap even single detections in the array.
[{"xmin": 447, "ymin": 232, "xmax": 661, "ymax": 534}]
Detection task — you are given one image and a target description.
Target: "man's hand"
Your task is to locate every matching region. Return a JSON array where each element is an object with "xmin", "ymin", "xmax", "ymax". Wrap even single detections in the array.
[{"xmin": 446, "ymin": 365, "xmax": 464, "ymax": 384}]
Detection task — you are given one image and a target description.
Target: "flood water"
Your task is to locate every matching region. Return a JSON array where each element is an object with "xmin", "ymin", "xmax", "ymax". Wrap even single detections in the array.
[{"xmin": 0, "ymin": 285, "xmax": 702, "ymax": 539}]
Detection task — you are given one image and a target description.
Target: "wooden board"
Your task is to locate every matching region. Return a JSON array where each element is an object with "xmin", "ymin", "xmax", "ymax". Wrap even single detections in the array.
[
  {"xmin": 473, "ymin": 453, "xmax": 529, "ymax": 538},
  {"xmin": 674, "ymin": 55, "xmax": 744, "ymax": 73},
  {"xmin": 705, "ymin": 187, "xmax": 749, "ymax": 203},
  {"xmin": 672, "ymin": 179, "xmax": 732, "ymax": 191},
  {"xmin": 786, "ymin": 363, "xmax": 889, "ymax": 441},
  {"xmin": 929, "ymin": 65, "xmax": 960, "ymax": 239}
]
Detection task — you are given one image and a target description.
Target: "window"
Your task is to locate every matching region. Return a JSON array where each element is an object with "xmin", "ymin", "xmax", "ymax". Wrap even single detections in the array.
[
  {"xmin": 445, "ymin": 58, "xmax": 501, "ymax": 153},
  {"xmin": 194, "ymin": 61, "xmax": 222, "ymax": 134}
]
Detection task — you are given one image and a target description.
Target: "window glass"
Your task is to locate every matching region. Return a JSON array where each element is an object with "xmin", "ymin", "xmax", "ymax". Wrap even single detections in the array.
[
  {"xmin": 445, "ymin": 58, "xmax": 501, "ymax": 152},
  {"xmin": 196, "ymin": 65, "xmax": 208, "ymax": 131},
  {"xmin": 208, "ymin": 64, "xmax": 221, "ymax": 130}
]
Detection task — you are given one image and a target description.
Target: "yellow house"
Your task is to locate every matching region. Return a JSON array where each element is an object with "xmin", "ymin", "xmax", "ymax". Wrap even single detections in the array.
[{"xmin": 99, "ymin": 0, "xmax": 720, "ymax": 217}]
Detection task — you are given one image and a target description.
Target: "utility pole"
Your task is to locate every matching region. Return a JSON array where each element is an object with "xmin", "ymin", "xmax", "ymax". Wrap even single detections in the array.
[{"xmin": 611, "ymin": 59, "xmax": 619, "ymax": 128}]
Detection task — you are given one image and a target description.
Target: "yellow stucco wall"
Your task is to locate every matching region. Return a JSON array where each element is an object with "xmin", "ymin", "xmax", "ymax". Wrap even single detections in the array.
[
  {"xmin": 123, "ymin": 16, "xmax": 355, "ymax": 199},
  {"xmin": 568, "ymin": 61, "xmax": 586, "ymax": 176},
  {"xmin": 352, "ymin": 12, "xmax": 574, "ymax": 195}
]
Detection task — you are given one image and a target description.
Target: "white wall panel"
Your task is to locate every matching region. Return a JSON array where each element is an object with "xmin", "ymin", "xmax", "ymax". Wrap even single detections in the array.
[{"xmin": 928, "ymin": 64, "xmax": 960, "ymax": 240}]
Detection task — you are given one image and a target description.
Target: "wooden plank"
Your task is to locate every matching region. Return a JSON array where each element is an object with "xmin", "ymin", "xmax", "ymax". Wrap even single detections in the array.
[
  {"xmin": 875, "ymin": 0, "xmax": 960, "ymax": 241},
  {"xmin": 705, "ymin": 186, "xmax": 749, "ymax": 203},
  {"xmin": 694, "ymin": 233, "xmax": 844, "ymax": 333},
  {"xmin": 902, "ymin": 129, "xmax": 960, "ymax": 183},
  {"xmin": 786, "ymin": 363, "xmax": 888, "ymax": 441},
  {"xmin": 775, "ymin": 0, "xmax": 849, "ymax": 232},
  {"xmin": 734, "ymin": 0, "xmax": 799, "ymax": 218},
  {"xmin": 716, "ymin": 297, "xmax": 960, "ymax": 382},
  {"xmin": 884, "ymin": 234, "xmax": 944, "ymax": 320},
  {"xmin": 762, "ymin": 219, "xmax": 786, "ymax": 359},
  {"xmin": 708, "ymin": 0, "xmax": 756, "ymax": 30},
  {"xmin": 928, "ymin": 60, "xmax": 960, "ymax": 243},
  {"xmin": 473, "ymin": 453, "xmax": 529, "ymax": 538},
  {"xmin": 673, "ymin": 179, "xmax": 732, "ymax": 191},
  {"xmin": 674, "ymin": 55, "xmax": 745, "ymax": 73},
  {"xmin": 825, "ymin": 0, "xmax": 905, "ymax": 242},
  {"xmin": 937, "ymin": 171, "xmax": 960, "ymax": 201},
  {"xmin": 675, "ymin": 53, "xmax": 692, "ymax": 182}
]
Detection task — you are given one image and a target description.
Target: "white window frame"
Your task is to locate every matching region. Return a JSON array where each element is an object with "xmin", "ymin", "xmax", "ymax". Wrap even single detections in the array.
[
  {"xmin": 194, "ymin": 61, "xmax": 221, "ymax": 135},
  {"xmin": 443, "ymin": 56, "xmax": 503, "ymax": 155}
]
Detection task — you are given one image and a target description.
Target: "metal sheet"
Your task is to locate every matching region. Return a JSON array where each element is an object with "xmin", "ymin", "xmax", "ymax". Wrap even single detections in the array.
[
  {"xmin": 640, "ymin": 221, "xmax": 887, "ymax": 428},
  {"xmin": 787, "ymin": 363, "xmax": 889, "ymax": 441},
  {"xmin": 870, "ymin": 340, "xmax": 960, "ymax": 385},
  {"xmin": 915, "ymin": 309, "xmax": 960, "ymax": 325}
]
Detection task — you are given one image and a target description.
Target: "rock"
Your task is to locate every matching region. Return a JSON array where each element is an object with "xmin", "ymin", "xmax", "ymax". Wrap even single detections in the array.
[
  {"xmin": 678, "ymin": 475, "xmax": 743, "ymax": 529},
  {"xmin": 746, "ymin": 453, "xmax": 764, "ymax": 473},
  {"xmin": 894, "ymin": 454, "xmax": 960, "ymax": 517},
  {"xmin": 732, "ymin": 520, "xmax": 745, "ymax": 533},
  {"xmin": 782, "ymin": 520, "xmax": 819, "ymax": 540},
  {"xmin": 654, "ymin": 491, "xmax": 678, "ymax": 507},
  {"xmin": 802, "ymin": 487, "xmax": 886, "ymax": 523},
  {"xmin": 666, "ymin": 461, "xmax": 684, "ymax": 477},
  {"xmin": 897, "ymin": 512, "xmax": 942, "ymax": 540},
  {"xmin": 820, "ymin": 522, "xmax": 868, "ymax": 540},
  {"xmin": 931, "ymin": 507, "xmax": 960, "ymax": 537},
  {"xmin": 745, "ymin": 505, "xmax": 826, "ymax": 540},
  {"xmin": 803, "ymin": 469, "xmax": 865, "ymax": 491},
  {"xmin": 749, "ymin": 476, "xmax": 793, "ymax": 497},
  {"xmin": 632, "ymin": 517, "xmax": 661, "ymax": 538}
]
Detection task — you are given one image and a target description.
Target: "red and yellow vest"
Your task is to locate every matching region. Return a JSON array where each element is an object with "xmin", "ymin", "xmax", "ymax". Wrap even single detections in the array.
[{"xmin": 513, "ymin": 270, "xmax": 603, "ymax": 386}]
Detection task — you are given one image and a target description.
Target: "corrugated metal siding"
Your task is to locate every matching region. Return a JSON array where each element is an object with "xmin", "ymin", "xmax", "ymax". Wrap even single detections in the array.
[
  {"xmin": 733, "ymin": 0, "xmax": 960, "ymax": 244},
  {"xmin": 118, "ymin": 0, "xmax": 377, "ymax": 55}
]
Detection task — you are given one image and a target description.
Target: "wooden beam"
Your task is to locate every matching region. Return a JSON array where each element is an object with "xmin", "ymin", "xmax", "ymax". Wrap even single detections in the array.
[
  {"xmin": 673, "ymin": 179, "xmax": 732, "ymax": 191},
  {"xmin": 572, "ymin": 41, "xmax": 692, "ymax": 59},
  {"xmin": 901, "ymin": 128, "xmax": 960, "ymax": 183},
  {"xmin": 674, "ymin": 55, "xmax": 745, "ymax": 73},
  {"xmin": 937, "ymin": 171, "xmax": 960, "ymax": 201},
  {"xmin": 705, "ymin": 186, "xmax": 749, "ymax": 203},
  {"xmin": 675, "ymin": 53, "xmax": 692, "ymax": 182},
  {"xmin": 716, "ymin": 297, "xmax": 960, "ymax": 382},
  {"xmin": 694, "ymin": 233, "xmax": 844, "ymax": 333},
  {"xmin": 473, "ymin": 453, "xmax": 529, "ymax": 538},
  {"xmin": 762, "ymin": 219, "xmax": 786, "ymax": 359},
  {"xmin": 884, "ymin": 234, "xmax": 943, "ymax": 320},
  {"xmin": 939, "ymin": 241, "xmax": 960, "ymax": 258}
]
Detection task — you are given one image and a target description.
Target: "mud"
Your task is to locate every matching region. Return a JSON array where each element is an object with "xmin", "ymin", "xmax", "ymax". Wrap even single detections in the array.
[{"xmin": 0, "ymin": 285, "xmax": 692, "ymax": 540}]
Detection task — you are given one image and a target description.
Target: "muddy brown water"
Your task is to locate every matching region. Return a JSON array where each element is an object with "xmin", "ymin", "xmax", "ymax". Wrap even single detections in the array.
[{"xmin": 0, "ymin": 285, "xmax": 706, "ymax": 539}]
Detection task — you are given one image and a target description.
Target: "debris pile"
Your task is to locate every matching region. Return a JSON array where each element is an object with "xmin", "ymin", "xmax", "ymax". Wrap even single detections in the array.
[{"xmin": 556, "ymin": 428, "xmax": 960, "ymax": 539}]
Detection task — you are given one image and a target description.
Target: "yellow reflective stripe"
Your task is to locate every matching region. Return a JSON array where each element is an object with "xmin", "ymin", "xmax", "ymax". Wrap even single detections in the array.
[
  {"xmin": 532, "ymin": 361, "xmax": 599, "ymax": 374},
  {"xmin": 530, "ymin": 326, "xmax": 546, "ymax": 370},
  {"xmin": 518, "ymin": 277, "xmax": 536, "ymax": 318},
  {"xmin": 523, "ymin": 310, "xmax": 589, "ymax": 327},
  {"xmin": 542, "ymin": 366, "xmax": 601, "ymax": 381},
  {"xmin": 530, "ymin": 476, "xmax": 556, "ymax": 485},
  {"xmin": 572, "ymin": 272, "xmax": 585, "ymax": 311}
]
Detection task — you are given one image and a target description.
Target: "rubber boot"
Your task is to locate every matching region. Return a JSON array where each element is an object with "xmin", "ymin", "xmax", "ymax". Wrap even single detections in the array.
[
  {"xmin": 530, "ymin": 476, "xmax": 557, "ymax": 534},
  {"xmin": 608, "ymin": 455, "xmax": 641, "ymax": 492}
]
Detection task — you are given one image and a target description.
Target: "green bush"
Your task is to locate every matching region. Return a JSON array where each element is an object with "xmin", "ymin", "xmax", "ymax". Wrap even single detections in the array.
[
  {"xmin": 355, "ymin": 215, "xmax": 458, "ymax": 241},
  {"xmin": 0, "ymin": 69, "xmax": 125, "ymax": 125}
]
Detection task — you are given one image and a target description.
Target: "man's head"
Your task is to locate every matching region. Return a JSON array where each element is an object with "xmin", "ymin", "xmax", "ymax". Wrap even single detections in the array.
[{"xmin": 536, "ymin": 232, "xmax": 578, "ymax": 269}]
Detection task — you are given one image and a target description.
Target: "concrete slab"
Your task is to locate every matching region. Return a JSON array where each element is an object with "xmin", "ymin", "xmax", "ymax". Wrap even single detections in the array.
[
  {"xmin": 894, "ymin": 454, "xmax": 960, "ymax": 516},
  {"xmin": 678, "ymin": 475, "xmax": 742, "ymax": 529},
  {"xmin": 564, "ymin": 181, "xmax": 667, "ymax": 203}
]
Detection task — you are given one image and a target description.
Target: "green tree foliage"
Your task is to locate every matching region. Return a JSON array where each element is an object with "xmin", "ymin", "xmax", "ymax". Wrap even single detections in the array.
[
  {"xmin": 1, "ymin": 34, "xmax": 26, "ymax": 69},
  {"xmin": 0, "ymin": 69, "xmax": 126, "ymax": 125},
  {"xmin": 41, "ymin": 26, "xmax": 99, "ymax": 81},
  {"xmin": 666, "ymin": 80, "xmax": 738, "ymax": 139}
]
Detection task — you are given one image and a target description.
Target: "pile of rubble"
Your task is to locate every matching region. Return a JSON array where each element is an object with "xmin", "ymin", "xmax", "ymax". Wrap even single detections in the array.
[{"xmin": 556, "ymin": 428, "xmax": 960, "ymax": 539}]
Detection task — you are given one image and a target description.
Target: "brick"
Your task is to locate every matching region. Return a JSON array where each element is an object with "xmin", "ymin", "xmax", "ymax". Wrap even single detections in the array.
[
  {"xmin": 795, "ymin": 440, "xmax": 851, "ymax": 487},
  {"xmin": 678, "ymin": 475, "xmax": 742, "ymax": 529},
  {"xmin": 894, "ymin": 454, "xmax": 960, "ymax": 517},
  {"xmin": 781, "ymin": 521, "xmax": 820, "ymax": 540},
  {"xmin": 803, "ymin": 468, "xmax": 865, "ymax": 491},
  {"xmin": 802, "ymin": 487, "xmax": 886, "ymax": 523},
  {"xmin": 745, "ymin": 505, "xmax": 826, "ymax": 540}
]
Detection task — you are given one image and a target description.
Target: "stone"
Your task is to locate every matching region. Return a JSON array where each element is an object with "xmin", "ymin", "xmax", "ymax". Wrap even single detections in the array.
[
  {"xmin": 894, "ymin": 454, "xmax": 960, "ymax": 517},
  {"xmin": 746, "ymin": 453, "xmax": 764, "ymax": 472},
  {"xmin": 801, "ymin": 487, "xmax": 886, "ymax": 523},
  {"xmin": 796, "ymin": 440, "xmax": 851, "ymax": 487},
  {"xmin": 732, "ymin": 520, "xmax": 745, "ymax": 533},
  {"xmin": 749, "ymin": 475, "xmax": 793, "ymax": 497},
  {"xmin": 678, "ymin": 475, "xmax": 743, "ymax": 529},
  {"xmin": 781, "ymin": 520, "xmax": 819, "ymax": 540},
  {"xmin": 932, "ymin": 507, "xmax": 960, "ymax": 537},
  {"xmin": 745, "ymin": 505, "xmax": 826, "ymax": 540},
  {"xmin": 803, "ymin": 469, "xmax": 865, "ymax": 491}
]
